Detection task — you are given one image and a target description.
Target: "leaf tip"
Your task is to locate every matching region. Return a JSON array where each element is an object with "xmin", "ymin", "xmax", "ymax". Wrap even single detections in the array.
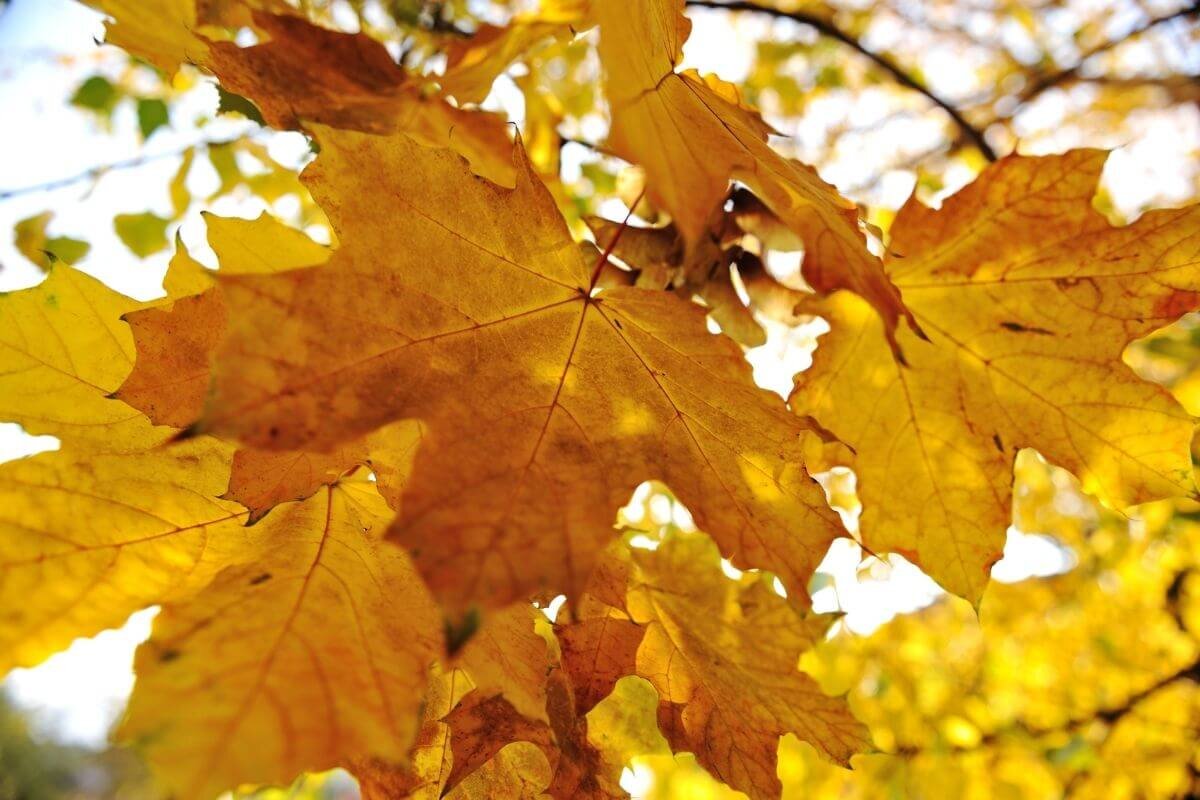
[{"xmin": 444, "ymin": 607, "xmax": 482, "ymax": 657}]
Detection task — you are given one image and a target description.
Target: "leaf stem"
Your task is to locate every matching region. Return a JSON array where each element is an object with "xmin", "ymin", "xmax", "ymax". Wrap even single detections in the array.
[{"xmin": 589, "ymin": 188, "xmax": 646, "ymax": 292}]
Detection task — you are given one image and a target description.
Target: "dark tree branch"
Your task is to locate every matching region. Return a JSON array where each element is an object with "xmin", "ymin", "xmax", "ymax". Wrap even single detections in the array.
[{"xmin": 685, "ymin": 0, "xmax": 998, "ymax": 161}]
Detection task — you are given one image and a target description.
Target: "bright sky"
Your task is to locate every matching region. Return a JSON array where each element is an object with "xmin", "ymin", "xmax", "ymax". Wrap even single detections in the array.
[{"xmin": 0, "ymin": 0, "xmax": 1141, "ymax": 752}]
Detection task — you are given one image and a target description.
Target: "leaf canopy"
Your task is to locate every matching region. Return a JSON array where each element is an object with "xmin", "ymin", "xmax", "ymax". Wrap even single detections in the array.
[{"xmin": 4, "ymin": 1, "xmax": 1200, "ymax": 799}]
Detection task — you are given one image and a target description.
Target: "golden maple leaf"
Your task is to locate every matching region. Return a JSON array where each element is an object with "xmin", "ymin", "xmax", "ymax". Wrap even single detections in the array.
[
  {"xmin": 424, "ymin": 0, "xmax": 911, "ymax": 346},
  {"xmin": 81, "ymin": 3, "xmax": 516, "ymax": 186},
  {"xmin": 440, "ymin": 620, "xmax": 624, "ymax": 799},
  {"xmin": 0, "ymin": 258, "xmax": 443, "ymax": 799},
  {"xmin": 793, "ymin": 150, "xmax": 1200, "ymax": 602},
  {"xmin": 0, "ymin": 435, "xmax": 247, "ymax": 672},
  {"xmin": 456, "ymin": 604, "xmax": 556, "ymax": 724},
  {"xmin": 118, "ymin": 481, "xmax": 442, "ymax": 800},
  {"xmin": 441, "ymin": 19, "xmax": 566, "ymax": 105},
  {"xmin": 0, "ymin": 266, "xmax": 164, "ymax": 450},
  {"xmin": 78, "ymin": 0, "xmax": 199, "ymax": 76},
  {"xmin": 626, "ymin": 530, "xmax": 869, "ymax": 800},
  {"xmin": 113, "ymin": 214, "xmax": 378, "ymax": 524},
  {"xmin": 0, "ymin": 266, "xmax": 250, "ymax": 671},
  {"xmin": 192, "ymin": 128, "xmax": 844, "ymax": 614}
]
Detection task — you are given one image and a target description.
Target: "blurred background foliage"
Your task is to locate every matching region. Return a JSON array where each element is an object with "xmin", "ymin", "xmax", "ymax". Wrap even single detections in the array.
[{"xmin": 1, "ymin": 0, "xmax": 1199, "ymax": 798}]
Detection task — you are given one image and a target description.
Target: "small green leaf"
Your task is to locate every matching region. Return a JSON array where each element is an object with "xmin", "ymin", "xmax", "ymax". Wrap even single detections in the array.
[
  {"xmin": 207, "ymin": 142, "xmax": 245, "ymax": 197},
  {"xmin": 13, "ymin": 213, "xmax": 90, "ymax": 269},
  {"xmin": 14, "ymin": 212, "xmax": 52, "ymax": 267},
  {"xmin": 44, "ymin": 236, "xmax": 91, "ymax": 265},
  {"xmin": 114, "ymin": 212, "xmax": 171, "ymax": 258},
  {"xmin": 70, "ymin": 75, "xmax": 119, "ymax": 114},
  {"xmin": 169, "ymin": 148, "xmax": 195, "ymax": 216},
  {"xmin": 216, "ymin": 87, "xmax": 266, "ymax": 126},
  {"xmin": 136, "ymin": 98, "xmax": 170, "ymax": 139}
]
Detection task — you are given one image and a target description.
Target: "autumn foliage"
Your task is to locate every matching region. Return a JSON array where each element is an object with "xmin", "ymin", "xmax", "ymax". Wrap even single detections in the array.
[{"xmin": 2, "ymin": 1, "xmax": 1200, "ymax": 798}]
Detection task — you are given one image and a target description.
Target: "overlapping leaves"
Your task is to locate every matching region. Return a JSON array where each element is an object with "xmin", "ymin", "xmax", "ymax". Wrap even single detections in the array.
[{"xmin": 3, "ymin": 1, "xmax": 1199, "ymax": 799}]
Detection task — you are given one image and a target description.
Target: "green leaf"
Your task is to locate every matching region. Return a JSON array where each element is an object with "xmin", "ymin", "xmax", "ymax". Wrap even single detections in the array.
[
  {"xmin": 14, "ymin": 212, "xmax": 52, "ymax": 268},
  {"xmin": 13, "ymin": 213, "xmax": 89, "ymax": 270},
  {"xmin": 207, "ymin": 142, "xmax": 245, "ymax": 197},
  {"xmin": 216, "ymin": 87, "xmax": 266, "ymax": 126},
  {"xmin": 114, "ymin": 212, "xmax": 170, "ymax": 258},
  {"xmin": 169, "ymin": 148, "xmax": 195, "ymax": 216},
  {"xmin": 70, "ymin": 75, "xmax": 119, "ymax": 114},
  {"xmin": 136, "ymin": 98, "xmax": 170, "ymax": 139},
  {"xmin": 44, "ymin": 236, "xmax": 91, "ymax": 265}
]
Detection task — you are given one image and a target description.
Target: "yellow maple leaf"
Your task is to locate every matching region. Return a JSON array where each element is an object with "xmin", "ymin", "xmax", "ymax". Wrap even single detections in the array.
[
  {"xmin": 456, "ymin": 604, "xmax": 556, "ymax": 724},
  {"xmin": 79, "ymin": 0, "xmax": 198, "ymax": 76},
  {"xmin": 114, "ymin": 288, "xmax": 228, "ymax": 429},
  {"xmin": 555, "ymin": 542, "xmax": 645, "ymax": 717},
  {"xmin": 0, "ymin": 263, "xmax": 259, "ymax": 672},
  {"xmin": 192, "ymin": 128, "xmax": 842, "ymax": 614},
  {"xmin": 441, "ymin": 666, "xmax": 620, "ymax": 798},
  {"xmin": 557, "ymin": 615, "xmax": 644, "ymax": 716},
  {"xmin": 627, "ymin": 530, "xmax": 870, "ymax": 800},
  {"xmin": 441, "ymin": 20, "xmax": 565, "ymax": 104},
  {"xmin": 0, "ymin": 436, "xmax": 247, "ymax": 671},
  {"xmin": 792, "ymin": 150, "xmax": 1200, "ymax": 602},
  {"xmin": 81, "ymin": 4, "xmax": 516, "ymax": 185},
  {"xmin": 0, "ymin": 266, "xmax": 165, "ymax": 450},
  {"xmin": 118, "ymin": 481, "xmax": 442, "ymax": 800},
  {"xmin": 445, "ymin": 741, "xmax": 554, "ymax": 800},
  {"xmin": 114, "ymin": 215, "xmax": 326, "ymax": 431}
]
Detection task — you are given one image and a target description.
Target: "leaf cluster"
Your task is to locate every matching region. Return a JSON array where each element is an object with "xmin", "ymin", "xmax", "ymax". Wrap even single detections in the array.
[{"xmin": 2, "ymin": 1, "xmax": 1200, "ymax": 798}]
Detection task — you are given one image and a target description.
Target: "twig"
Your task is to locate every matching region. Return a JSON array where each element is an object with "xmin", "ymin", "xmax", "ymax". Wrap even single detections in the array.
[
  {"xmin": 0, "ymin": 134, "xmax": 252, "ymax": 202},
  {"xmin": 1017, "ymin": 2, "xmax": 1200, "ymax": 104},
  {"xmin": 685, "ymin": 0, "xmax": 998, "ymax": 161},
  {"xmin": 589, "ymin": 187, "xmax": 645, "ymax": 291}
]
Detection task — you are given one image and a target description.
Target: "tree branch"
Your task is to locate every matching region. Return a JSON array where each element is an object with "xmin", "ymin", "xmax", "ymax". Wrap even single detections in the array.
[
  {"xmin": 1017, "ymin": 2, "xmax": 1200, "ymax": 105},
  {"xmin": 894, "ymin": 655, "xmax": 1200, "ymax": 758},
  {"xmin": 685, "ymin": 0, "xmax": 998, "ymax": 161},
  {"xmin": 0, "ymin": 134, "xmax": 254, "ymax": 202}
]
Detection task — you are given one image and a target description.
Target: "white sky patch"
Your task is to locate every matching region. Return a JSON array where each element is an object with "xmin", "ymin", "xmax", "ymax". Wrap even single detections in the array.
[
  {"xmin": 539, "ymin": 594, "xmax": 568, "ymax": 622},
  {"xmin": 744, "ymin": 315, "xmax": 829, "ymax": 400},
  {"xmin": 0, "ymin": 423, "xmax": 59, "ymax": 463},
  {"xmin": 991, "ymin": 526, "xmax": 1077, "ymax": 583},
  {"xmin": 810, "ymin": 539, "xmax": 946, "ymax": 634},
  {"xmin": 620, "ymin": 762, "xmax": 656, "ymax": 798},
  {"xmin": 4, "ymin": 608, "xmax": 157, "ymax": 747}
]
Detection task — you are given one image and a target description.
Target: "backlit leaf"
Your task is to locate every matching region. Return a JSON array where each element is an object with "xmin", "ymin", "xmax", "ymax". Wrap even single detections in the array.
[
  {"xmin": 0, "ymin": 265, "xmax": 161, "ymax": 448},
  {"xmin": 119, "ymin": 482, "xmax": 442, "ymax": 800},
  {"xmin": 792, "ymin": 151, "xmax": 1200, "ymax": 601},
  {"xmin": 627, "ymin": 530, "xmax": 869, "ymax": 799},
  {"xmin": 195, "ymin": 128, "xmax": 843, "ymax": 614}
]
